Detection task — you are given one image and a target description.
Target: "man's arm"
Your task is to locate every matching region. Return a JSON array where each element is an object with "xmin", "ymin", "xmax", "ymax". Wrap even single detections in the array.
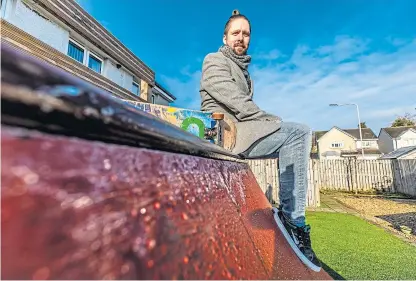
[{"xmin": 201, "ymin": 53, "xmax": 280, "ymax": 122}]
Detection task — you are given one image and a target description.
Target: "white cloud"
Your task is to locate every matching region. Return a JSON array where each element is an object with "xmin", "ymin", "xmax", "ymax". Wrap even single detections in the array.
[
  {"xmin": 251, "ymin": 36, "xmax": 416, "ymax": 132},
  {"xmin": 317, "ymin": 36, "xmax": 370, "ymax": 61},
  {"xmin": 163, "ymin": 36, "xmax": 416, "ymax": 133},
  {"xmin": 367, "ymin": 106, "xmax": 414, "ymax": 119}
]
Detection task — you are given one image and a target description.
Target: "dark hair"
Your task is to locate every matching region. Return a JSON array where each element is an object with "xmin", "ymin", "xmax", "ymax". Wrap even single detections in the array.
[{"xmin": 223, "ymin": 9, "xmax": 251, "ymax": 35}]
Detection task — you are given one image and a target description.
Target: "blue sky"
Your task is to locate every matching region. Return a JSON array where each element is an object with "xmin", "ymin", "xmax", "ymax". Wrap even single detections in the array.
[{"xmin": 76, "ymin": 0, "xmax": 416, "ymax": 133}]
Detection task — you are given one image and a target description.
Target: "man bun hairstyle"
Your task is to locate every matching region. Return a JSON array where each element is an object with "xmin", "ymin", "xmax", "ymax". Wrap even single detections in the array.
[{"xmin": 224, "ymin": 9, "xmax": 251, "ymax": 35}]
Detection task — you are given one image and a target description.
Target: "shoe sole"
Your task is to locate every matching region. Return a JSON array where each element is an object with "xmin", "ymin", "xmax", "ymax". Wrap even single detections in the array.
[{"xmin": 272, "ymin": 207, "xmax": 321, "ymax": 272}]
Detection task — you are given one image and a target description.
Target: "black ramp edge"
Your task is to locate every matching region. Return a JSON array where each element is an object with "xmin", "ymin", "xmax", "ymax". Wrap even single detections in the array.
[{"xmin": 1, "ymin": 43, "xmax": 242, "ymax": 162}]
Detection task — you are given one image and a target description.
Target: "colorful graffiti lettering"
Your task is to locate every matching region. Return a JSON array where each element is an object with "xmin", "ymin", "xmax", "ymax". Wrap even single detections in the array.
[{"xmin": 127, "ymin": 102, "xmax": 215, "ymax": 140}]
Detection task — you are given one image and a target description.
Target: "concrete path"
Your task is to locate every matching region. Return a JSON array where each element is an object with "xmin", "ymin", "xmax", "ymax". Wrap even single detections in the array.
[{"xmin": 307, "ymin": 193, "xmax": 356, "ymax": 214}]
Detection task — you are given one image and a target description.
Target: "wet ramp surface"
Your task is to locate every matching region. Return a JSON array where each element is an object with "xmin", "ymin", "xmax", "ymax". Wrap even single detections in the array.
[
  {"xmin": 2, "ymin": 127, "xmax": 331, "ymax": 279},
  {"xmin": 1, "ymin": 43, "xmax": 331, "ymax": 279}
]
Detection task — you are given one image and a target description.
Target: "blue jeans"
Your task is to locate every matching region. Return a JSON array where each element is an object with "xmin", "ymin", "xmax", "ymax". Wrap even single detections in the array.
[{"xmin": 243, "ymin": 122, "xmax": 312, "ymax": 226}]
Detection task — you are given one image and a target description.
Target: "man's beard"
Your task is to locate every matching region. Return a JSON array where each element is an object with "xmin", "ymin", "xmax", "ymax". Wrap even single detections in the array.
[{"xmin": 232, "ymin": 45, "xmax": 247, "ymax": 55}]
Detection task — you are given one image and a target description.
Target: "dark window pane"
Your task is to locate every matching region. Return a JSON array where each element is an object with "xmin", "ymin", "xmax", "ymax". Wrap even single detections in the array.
[
  {"xmin": 67, "ymin": 41, "xmax": 84, "ymax": 63},
  {"xmin": 132, "ymin": 83, "xmax": 140, "ymax": 96},
  {"xmin": 88, "ymin": 54, "xmax": 102, "ymax": 73}
]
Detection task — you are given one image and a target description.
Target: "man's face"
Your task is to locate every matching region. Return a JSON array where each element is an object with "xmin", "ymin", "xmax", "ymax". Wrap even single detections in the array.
[{"xmin": 223, "ymin": 18, "xmax": 250, "ymax": 55}]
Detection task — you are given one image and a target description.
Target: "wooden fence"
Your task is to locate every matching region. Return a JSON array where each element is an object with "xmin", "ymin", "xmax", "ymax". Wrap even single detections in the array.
[
  {"xmin": 312, "ymin": 159, "xmax": 394, "ymax": 193},
  {"xmin": 247, "ymin": 159, "xmax": 279, "ymax": 204},
  {"xmin": 392, "ymin": 159, "xmax": 416, "ymax": 197},
  {"xmin": 247, "ymin": 158, "xmax": 416, "ymax": 207},
  {"xmin": 247, "ymin": 159, "xmax": 320, "ymax": 207}
]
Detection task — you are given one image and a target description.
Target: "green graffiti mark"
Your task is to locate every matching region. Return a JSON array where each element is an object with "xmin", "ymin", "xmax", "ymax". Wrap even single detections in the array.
[{"xmin": 181, "ymin": 117, "xmax": 205, "ymax": 139}]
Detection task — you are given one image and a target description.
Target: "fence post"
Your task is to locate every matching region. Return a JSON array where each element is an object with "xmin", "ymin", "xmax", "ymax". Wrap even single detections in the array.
[
  {"xmin": 307, "ymin": 160, "xmax": 313, "ymax": 207},
  {"xmin": 392, "ymin": 159, "xmax": 401, "ymax": 194},
  {"xmin": 312, "ymin": 159, "xmax": 320, "ymax": 207}
]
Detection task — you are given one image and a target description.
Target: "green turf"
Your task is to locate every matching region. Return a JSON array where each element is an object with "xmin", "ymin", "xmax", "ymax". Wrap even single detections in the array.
[{"xmin": 306, "ymin": 211, "xmax": 416, "ymax": 280}]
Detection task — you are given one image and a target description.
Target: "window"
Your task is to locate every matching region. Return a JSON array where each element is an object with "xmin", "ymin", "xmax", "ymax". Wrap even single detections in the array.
[
  {"xmin": 88, "ymin": 53, "xmax": 102, "ymax": 73},
  {"xmin": 151, "ymin": 94, "xmax": 155, "ymax": 104},
  {"xmin": 362, "ymin": 141, "xmax": 372, "ymax": 148},
  {"xmin": 403, "ymin": 139, "xmax": 416, "ymax": 146},
  {"xmin": 67, "ymin": 40, "xmax": 85, "ymax": 63},
  {"xmin": 132, "ymin": 82, "xmax": 140, "ymax": 96},
  {"xmin": 67, "ymin": 39, "xmax": 105, "ymax": 74},
  {"xmin": 331, "ymin": 142, "xmax": 344, "ymax": 148}
]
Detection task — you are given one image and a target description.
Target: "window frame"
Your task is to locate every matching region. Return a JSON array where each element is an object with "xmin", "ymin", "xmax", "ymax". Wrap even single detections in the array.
[
  {"xmin": 151, "ymin": 94, "xmax": 155, "ymax": 104},
  {"xmin": 87, "ymin": 51, "xmax": 103, "ymax": 74},
  {"xmin": 132, "ymin": 81, "xmax": 141, "ymax": 96},
  {"xmin": 330, "ymin": 142, "xmax": 344, "ymax": 149},
  {"xmin": 361, "ymin": 141, "xmax": 372, "ymax": 148},
  {"xmin": 67, "ymin": 39, "xmax": 86, "ymax": 64}
]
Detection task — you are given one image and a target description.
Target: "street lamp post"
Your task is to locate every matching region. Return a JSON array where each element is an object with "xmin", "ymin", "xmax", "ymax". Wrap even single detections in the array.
[{"xmin": 329, "ymin": 103, "xmax": 365, "ymax": 158}]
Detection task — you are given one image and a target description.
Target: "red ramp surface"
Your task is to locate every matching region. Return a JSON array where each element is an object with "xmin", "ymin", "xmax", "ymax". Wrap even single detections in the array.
[
  {"xmin": 1, "ymin": 44, "xmax": 331, "ymax": 279},
  {"xmin": 2, "ymin": 127, "xmax": 331, "ymax": 280}
]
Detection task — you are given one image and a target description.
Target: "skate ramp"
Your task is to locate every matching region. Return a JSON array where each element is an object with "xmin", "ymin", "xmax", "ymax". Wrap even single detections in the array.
[
  {"xmin": 1, "ymin": 44, "xmax": 332, "ymax": 280},
  {"xmin": 2, "ymin": 127, "xmax": 331, "ymax": 279}
]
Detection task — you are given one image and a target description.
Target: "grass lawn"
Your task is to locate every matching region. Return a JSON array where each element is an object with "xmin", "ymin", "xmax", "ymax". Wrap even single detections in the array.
[{"xmin": 306, "ymin": 211, "xmax": 416, "ymax": 280}]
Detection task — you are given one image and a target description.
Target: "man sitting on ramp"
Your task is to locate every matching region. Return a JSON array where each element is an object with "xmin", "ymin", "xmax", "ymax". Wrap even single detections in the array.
[{"xmin": 199, "ymin": 9, "xmax": 321, "ymax": 271}]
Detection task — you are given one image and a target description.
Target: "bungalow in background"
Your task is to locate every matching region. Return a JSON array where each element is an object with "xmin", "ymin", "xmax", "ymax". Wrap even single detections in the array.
[
  {"xmin": 315, "ymin": 127, "xmax": 381, "ymax": 159},
  {"xmin": 378, "ymin": 126, "xmax": 416, "ymax": 154}
]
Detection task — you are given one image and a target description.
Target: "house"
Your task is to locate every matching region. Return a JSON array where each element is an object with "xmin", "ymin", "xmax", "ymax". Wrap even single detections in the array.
[
  {"xmin": 378, "ymin": 126, "xmax": 416, "ymax": 154},
  {"xmin": 0, "ymin": 0, "xmax": 176, "ymax": 105},
  {"xmin": 315, "ymin": 127, "xmax": 381, "ymax": 159},
  {"xmin": 379, "ymin": 146, "xmax": 416, "ymax": 160},
  {"xmin": 151, "ymin": 82, "xmax": 176, "ymax": 106}
]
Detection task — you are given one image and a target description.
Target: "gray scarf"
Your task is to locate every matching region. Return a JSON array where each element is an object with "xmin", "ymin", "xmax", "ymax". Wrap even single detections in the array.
[
  {"xmin": 219, "ymin": 45, "xmax": 251, "ymax": 69},
  {"xmin": 219, "ymin": 45, "xmax": 252, "ymax": 91}
]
